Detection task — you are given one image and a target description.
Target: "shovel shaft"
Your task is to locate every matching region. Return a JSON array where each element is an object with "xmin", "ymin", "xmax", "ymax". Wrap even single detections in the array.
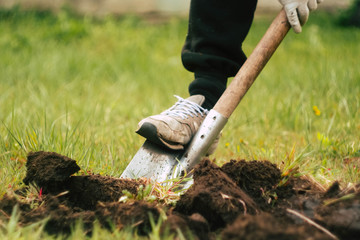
[{"xmin": 213, "ymin": 9, "xmax": 290, "ymax": 118}]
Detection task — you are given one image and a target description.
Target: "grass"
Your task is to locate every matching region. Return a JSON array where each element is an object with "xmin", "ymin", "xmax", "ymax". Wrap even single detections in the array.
[{"xmin": 0, "ymin": 6, "xmax": 359, "ymax": 238}]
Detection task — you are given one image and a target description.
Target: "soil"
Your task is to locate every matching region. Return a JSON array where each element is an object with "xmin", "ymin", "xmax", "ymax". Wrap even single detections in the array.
[{"xmin": 1, "ymin": 151, "xmax": 360, "ymax": 239}]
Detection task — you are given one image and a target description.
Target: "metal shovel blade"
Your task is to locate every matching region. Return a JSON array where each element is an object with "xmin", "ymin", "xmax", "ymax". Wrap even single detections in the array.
[{"xmin": 120, "ymin": 140, "xmax": 184, "ymax": 181}]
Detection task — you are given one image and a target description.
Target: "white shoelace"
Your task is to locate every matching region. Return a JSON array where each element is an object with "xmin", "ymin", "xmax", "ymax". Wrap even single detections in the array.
[{"xmin": 162, "ymin": 95, "xmax": 209, "ymax": 119}]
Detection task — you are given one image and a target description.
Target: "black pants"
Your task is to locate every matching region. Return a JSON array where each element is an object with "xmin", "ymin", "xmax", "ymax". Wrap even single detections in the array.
[{"xmin": 182, "ymin": 0, "xmax": 258, "ymax": 109}]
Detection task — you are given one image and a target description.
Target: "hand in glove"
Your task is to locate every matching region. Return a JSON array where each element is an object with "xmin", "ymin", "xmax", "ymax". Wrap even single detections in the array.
[{"xmin": 279, "ymin": 0, "xmax": 323, "ymax": 33}]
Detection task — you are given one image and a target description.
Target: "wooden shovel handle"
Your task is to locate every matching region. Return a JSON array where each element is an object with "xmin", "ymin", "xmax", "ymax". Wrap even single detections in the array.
[{"xmin": 213, "ymin": 9, "xmax": 290, "ymax": 118}]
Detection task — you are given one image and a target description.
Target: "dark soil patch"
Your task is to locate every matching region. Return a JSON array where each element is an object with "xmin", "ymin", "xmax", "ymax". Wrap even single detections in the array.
[
  {"xmin": 23, "ymin": 151, "xmax": 80, "ymax": 193},
  {"xmin": 160, "ymin": 212, "xmax": 210, "ymax": 240},
  {"xmin": 65, "ymin": 174, "xmax": 143, "ymax": 210},
  {"xmin": 221, "ymin": 213, "xmax": 333, "ymax": 240},
  {"xmin": 221, "ymin": 159, "xmax": 283, "ymax": 209},
  {"xmin": 96, "ymin": 200, "xmax": 160, "ymax": 235},
  {"xmin": 1, "ymin": 151, "xmax": 360, "ymax": 239},
  {"xmin": 315, "ymin": 182, "xmax": 360, "ymax": 239},
  {"xmin": 174, "ymin": 159, "xmax": 258, "ymax": 230}
]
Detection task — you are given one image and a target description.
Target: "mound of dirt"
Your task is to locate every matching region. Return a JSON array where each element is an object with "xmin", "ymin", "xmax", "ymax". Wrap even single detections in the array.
[
  {"xmin": 221, "ymin": 160, "xmax": 281, "ymax": 198},
  {"xmin": 2, "ymin": 151, "xmax": 154, "ymax": 236},
  {"xmin": 174, "ymin": 159, "xmax": 258, "ymax": 230},
  {"xmin": 23, "ymin": 151, "xmax": 146, "ymax": 210},
  {"xmin": 1, "ymin": 151, "xmax": 360, "ymax": 240}
]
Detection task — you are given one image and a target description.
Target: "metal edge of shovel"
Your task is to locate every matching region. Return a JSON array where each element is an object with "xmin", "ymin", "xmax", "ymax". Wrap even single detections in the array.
[{"xmin": 120, "ymin": 9, "xmax": 291, "ymax": 182}]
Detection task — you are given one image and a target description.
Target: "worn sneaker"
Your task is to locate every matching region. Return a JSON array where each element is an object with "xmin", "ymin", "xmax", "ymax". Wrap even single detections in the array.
[{"xmin": 136, "ymin": 95, "xmax": 209, "ymax": 150}]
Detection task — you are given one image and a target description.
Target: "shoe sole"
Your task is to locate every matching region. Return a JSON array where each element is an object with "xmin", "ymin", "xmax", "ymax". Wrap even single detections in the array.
[
  {"xmin": 136, "ymin": 122, "xmax": 169, "ymax": 148},
  {"xmin": 136, "ymin": 122, "xmax": 183, "ymax": 150}
]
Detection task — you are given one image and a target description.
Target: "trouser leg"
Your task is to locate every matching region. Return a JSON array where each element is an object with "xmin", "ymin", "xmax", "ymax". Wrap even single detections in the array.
[{"xmin": 182, "ymin": 0, "xmax": 258, "ymax": 109}]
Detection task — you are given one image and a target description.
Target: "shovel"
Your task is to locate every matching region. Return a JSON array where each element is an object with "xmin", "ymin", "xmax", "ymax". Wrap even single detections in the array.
[{"xmin": 121, "ymin": 9, "xmax": 291, "ymax": 182}]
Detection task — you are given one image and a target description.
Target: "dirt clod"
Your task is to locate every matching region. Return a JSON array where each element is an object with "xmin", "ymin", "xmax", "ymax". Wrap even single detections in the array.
[{"xmin": 23, "ymin": 151, "xmax": 80, "ymax": 193}]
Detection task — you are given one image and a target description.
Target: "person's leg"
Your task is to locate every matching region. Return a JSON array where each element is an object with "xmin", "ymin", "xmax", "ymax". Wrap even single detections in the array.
[
  {"xmin": 183, "ymin": 0, "xmax": 258, "ymax": 109},
  {"xmin": 136, "ymin": 0, "xmax": 258, "ymax": 150}
]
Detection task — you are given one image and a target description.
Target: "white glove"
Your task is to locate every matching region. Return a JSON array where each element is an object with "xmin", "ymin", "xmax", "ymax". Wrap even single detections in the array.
[{"xmin": 279, "ymin": 0, "xmax": 323, "ymax": 33}]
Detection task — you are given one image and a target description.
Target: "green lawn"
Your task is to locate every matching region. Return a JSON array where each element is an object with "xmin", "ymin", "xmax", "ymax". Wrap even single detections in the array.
[{"xmin": 0, "ymin": 7, "xmax": 359, "ymax": 238}]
